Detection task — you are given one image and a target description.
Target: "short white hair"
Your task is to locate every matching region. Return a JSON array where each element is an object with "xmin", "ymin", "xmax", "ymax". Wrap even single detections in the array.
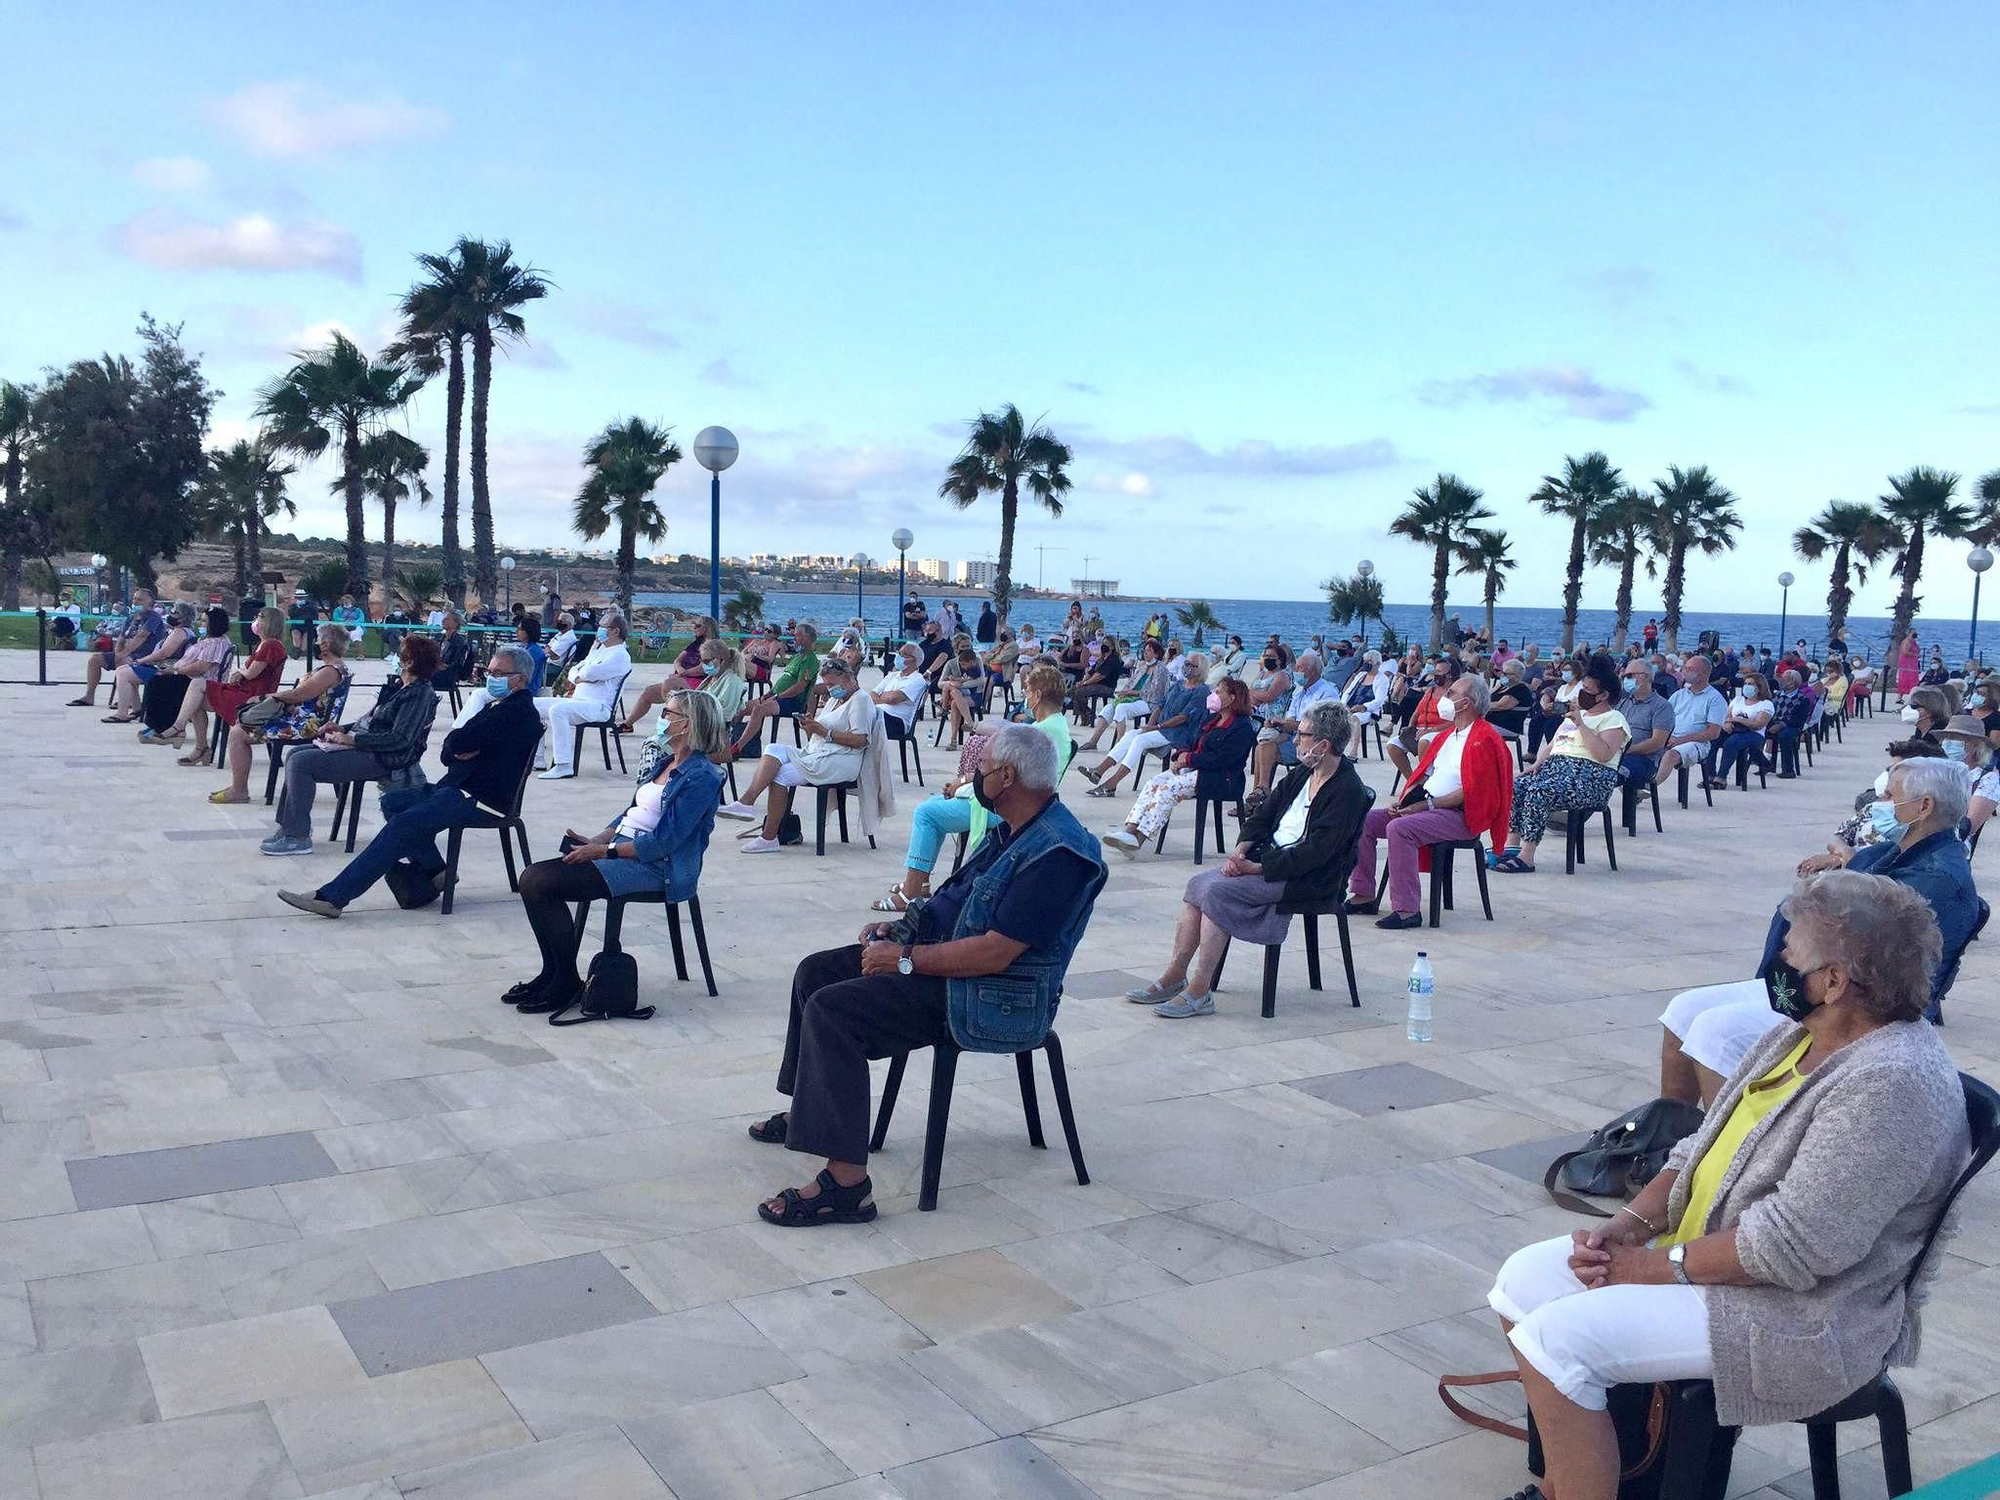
[
  {"xmin": 1892, "ymin": 757, "xmax": 1969, "ymax": 828},
  {"xmin": 986, "ymin": 723, "xmax": 1059, "ymax": 791}
]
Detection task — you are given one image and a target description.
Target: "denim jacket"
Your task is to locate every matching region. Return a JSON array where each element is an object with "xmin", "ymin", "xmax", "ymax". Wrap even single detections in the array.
[
  {"xmin": 942, "ymin": 798, "xmax": 1107, "ymax": 1053},
  {"xmin": 597, "ymin": 755, "xmax": 727, "ymax": 902}
]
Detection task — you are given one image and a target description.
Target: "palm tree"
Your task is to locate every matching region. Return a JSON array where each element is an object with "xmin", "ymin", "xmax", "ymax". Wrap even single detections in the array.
[
  {"xmin": 1792, "ymin": 500, "xmax": 1897, "ymax": 650},
  {"xmin": 1390, "ymin": 474, "xmax": 1493, "ymax": 649},
  {"xmin": 0, "ymin": 380, "xmax": 32, "ymax": 610},
  {"xmin": 721, "ymin": 584, "xmax": 765, "ymax": 637},
  {"xmin": 391, "ymin": 245, "xmax": 479, "ymax": 608},
  {"xmin": 1587, "ymin": 485, "xmax": 1654, "ymax": 650},
  {"xmin": 573, "ymin": 418, "xmax": 681, "ymax": 617},
  {"xmin": 397, "ymin": 562, "xmax": 445, "ymax": 613},
  {"xmin": 256, "ymin": 334, "xmax": 424, "ymax": 598},
  {"xmin": 1174, "ymin": 600, "xmax": 1223, "ymax": 646},
  {"xmin": 938, "ymin": 404, "xmax": 1073, "ymax": 630},
  {"xmin": 197, "ymin": 439, "xmax": 295, "ymax": 598},
  {"xmin": 1323, "ymin": 570, "xmax": 1385, "ymax": 646},
  {"xmin": 1457, "ymin": 528, "xmax": 1516, "ymax": 645},
  {"xmin": 350, "ymin": 431, "xmax": 431, "ymax": 593},
  {"xmin": 1646, "ymin": 465, "xmax": 1742, "ymax": 653},
  {"xmin": 1876, "ymin": 466, "xmax": 1969, "ymax": 675},
  {"xmin": 457, "ymin": 239, "xmax": 551, "ymax": 605},
  {"xmin": 1533, "ymin": 452, "xmax": 1622, "ymax": 653},
  {"xmin": 1968, "ymin": 470, "xmax": 2000, "ymax": 545}
]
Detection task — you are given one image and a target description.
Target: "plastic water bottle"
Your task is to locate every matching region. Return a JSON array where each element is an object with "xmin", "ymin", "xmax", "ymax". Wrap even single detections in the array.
[{"xmin": 1406, "ymin": 952, "xmax": 1434, "ymax": 1043}]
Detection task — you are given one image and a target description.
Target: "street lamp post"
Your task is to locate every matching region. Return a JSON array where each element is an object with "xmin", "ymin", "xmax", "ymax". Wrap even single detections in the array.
[
  {"xmin": 88, "ymin": 554, "xmax": 106, "ymax": 613},
  {"xmin": 893, "ymin": 529, "xmax": 913, "ymax": 642},
  {"xmin": 1970, "ymin": 547, "xmax": 1994, "ymax": 665},
  {"xmin": 1777, "ymin": 572, "xmax": 1794, "ymax": 652},
  {"xmin": 500, "ymin": 555, "xmax": 516, "ymax": 613},
  {"xmin": 1356, "ymin": 558, "xmax": 1375, "ymax": 647},
  {"xmin": 851, "ymin": 553, "xmax": 867, "ymax": 632},
  {"xmin": 694, "ymin": 427, "xmax": 739, "ymax": 627}
]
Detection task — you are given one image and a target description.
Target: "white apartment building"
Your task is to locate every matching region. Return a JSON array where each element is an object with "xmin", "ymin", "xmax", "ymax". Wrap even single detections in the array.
[
  {"xmin": 913, "ymin": 558, "xmax": 951, "ymax": 583},
  {"xmin": 955, "ymin": 559, "xmax": 997, "ymax": 587}
]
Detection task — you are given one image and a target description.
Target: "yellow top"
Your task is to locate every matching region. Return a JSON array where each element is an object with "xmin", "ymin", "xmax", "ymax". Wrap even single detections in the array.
[
  {"xmin": 1670, "ymin": 1033, "xmax": 1812, "ymax": 1246},
  {"xmin": 1823, "ymin": 674, "xmax": 1849, "ymax": 707}
]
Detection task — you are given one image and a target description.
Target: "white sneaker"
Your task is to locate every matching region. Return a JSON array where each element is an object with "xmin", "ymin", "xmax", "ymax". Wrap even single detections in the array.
[
  {"xmin": 717, "ymin": 801, "xmax": 758, "ymax": 820},
  {"xmin": 536, "ymin": 768, "xmax": 575, "ymax": 781},
  {"xmin": 1102, "ymin": 828, "xmax": 1141, "ymax": 857},
  {"xmin": 739, "ymin": 836, "xmax": 782, "ymax": 853}
]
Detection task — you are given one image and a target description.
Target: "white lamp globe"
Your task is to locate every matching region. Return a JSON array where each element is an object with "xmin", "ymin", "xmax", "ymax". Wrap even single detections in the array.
[{"xmin": 694, "ymin": 427, "xmax": 739, "ymax": 473}]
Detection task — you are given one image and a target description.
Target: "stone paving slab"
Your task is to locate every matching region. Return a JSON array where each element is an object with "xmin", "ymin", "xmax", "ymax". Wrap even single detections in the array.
[{"xmin": 0, "ymin": 655, "xmax": 1995, "ymax": 1498}]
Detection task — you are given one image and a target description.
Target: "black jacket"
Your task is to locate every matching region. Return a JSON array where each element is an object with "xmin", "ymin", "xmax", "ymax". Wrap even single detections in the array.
[
  {"xmin": 1184, "ymin": 712, "xmax": 1257, "ymax": 801},
  {"xmin": 438, "ymin": 688, "xmax": 542, "ymax": 810},
  {"xmin": 1238, "ymin": 758, "xmax": 1372, "ymax": 907},
  {"xmin": 348, "ymin": 678, "xmax": 439, "ymax": 772}
]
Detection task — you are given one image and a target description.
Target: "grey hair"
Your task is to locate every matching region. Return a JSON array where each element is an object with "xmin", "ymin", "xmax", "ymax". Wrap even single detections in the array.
[
  {"xmin": 1183, "ymin": 652, "xmax": 1208, "ymax": 675},
  {"xmin": 820, "ymin": 654, "xmax": 856, "ymax": 678},
  {"xmin": 1779, "ymin": 669, "xmax": 1801, "ymax": 688},
  {"xmin": 1363, "ymin": 650, "xmax": 1381, "ymax": 668},
  {"xmin": 668, "ymin": 689, "xmax": 728, "ymax": 758},
  {"xmin": 1909, "ymin": 685, "xmax": 1953, "ymax": 726},
  {"xmin": 170, "ymin": 601, "xmax": 196, "ymax": 626},
  {"xmin": 1781, "ymin": 870, "xmax": 1941, "ymax": 1024},
  {"xmin": 986, "ymin": 723, "xmax": 1059, "ymax": 791},
  {"xmin": 1300, "ymin": 700, "xmax": 1353, "ymax": 749},
  {"xmin": 1503, "ymin": 659, "xmax": 1524, "ymax": 679},
  {"xmin": 316, "ymin": 622, "xmax": 350, "ymax": 658},
  {"xmin": 1454, "ymin": 672, "xmax": 1492, "ymax": 716},
  {"xmin": 491, "ymin": 644, "xmax": 534, "ymax": 680},
  {"xmin": 1296, "ymin": 650, "xmax": 1322, "ymax": 670},
  {"xmin": 1891, "ymin": 756, "xmax": 1970, "ymax": 829}
]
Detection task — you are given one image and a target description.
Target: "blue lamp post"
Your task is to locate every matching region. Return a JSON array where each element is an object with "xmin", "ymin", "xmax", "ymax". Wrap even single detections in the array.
[
  {"xmin": 1970, "ymin": 546, "xmax": 1993, "ymax": 665},
  {"xmin": 1777, "ymin": 572, "xmax": 1793, "ymax": 652},
  {"xmin": 852, "ymin": 553, "xmax": 867, "ymax": 632},
  {"xmin": 893, "ymin": 528, "xmax": 913, "ymax": 643},
  {"xmin": 694, "ymin": 426, "xmax": 739, "ymax": 627}
]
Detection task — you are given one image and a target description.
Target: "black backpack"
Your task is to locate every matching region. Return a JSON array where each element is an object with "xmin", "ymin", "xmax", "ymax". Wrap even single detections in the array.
[
  {"xmin": 549, "ymin": 951, "xmax": 655, "ymax": 1026},
  {"xmin": 1544, "ymin": 1098, "xmax": 1705, "ymax": 1215}
]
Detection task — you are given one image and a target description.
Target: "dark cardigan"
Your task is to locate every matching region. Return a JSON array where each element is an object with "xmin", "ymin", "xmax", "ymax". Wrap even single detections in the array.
[
  {"xmin": 1238, "ymin": 758, "xmax": 1372, "ymax": 907},
  {"xmin": 1183, "ymin": 712, "xmax": 1257, "ymax": 801}
]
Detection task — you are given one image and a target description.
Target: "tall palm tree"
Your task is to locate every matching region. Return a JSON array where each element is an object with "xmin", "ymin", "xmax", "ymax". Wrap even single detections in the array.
[
  {"xmin": 938, "ymin": 404, "xmax": 1073, "ymax": 630},
  {"xmin": 1390, "ymin": 474, "xmax": 1493, "ymax": 649},
  {"xmin": 573, "ymin": 418, "xmax": 681, "ymax": 617},
  {"xmin": 198, "ymin": 438, "xmax": 295, "ymax": 598},
  {"xmin": 1646, "ymin": 465, "xmax": 1742, "ymax": 653},
  {"xmin": 1587, "ymin": 484, "xmax": 1655, "ymax": 651},
  {"xmin": 457, "ymin": 239, "xmax": 551, "ymax": 605},
  {"xmin": 256, "ymin": 333, "xmax": 424, "ymax": 598},
  {"xmin": 1792, "ymin": 500, "xmax": 1897, "ymax": 649},
  {"xmin": 0, "ymin": 381, "xmax": 31, "ymax": 610},
  {"xmin": 1457, "ymin": 528, "xmax": 1516, "ymax": 645},
  {"xmin": 1876, "ymin": 466, "xmax": 1969, "ymax": 673},
  {"xmin": 391, "ymin": 246, "xmax": 479, "ymax": 608},
  {"xmin": 350, "ymin": 431, "xmax": 431, "ymax": 592},
  {"xmin": 1532, "ymin": 451, "xmax": 1622, "ymax": 653}
]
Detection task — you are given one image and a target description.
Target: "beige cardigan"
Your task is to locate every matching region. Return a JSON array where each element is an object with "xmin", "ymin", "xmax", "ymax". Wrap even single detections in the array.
[{"xmin": 1664, "ymin": 1018, "xmax": 1968, "ymax": 1426}]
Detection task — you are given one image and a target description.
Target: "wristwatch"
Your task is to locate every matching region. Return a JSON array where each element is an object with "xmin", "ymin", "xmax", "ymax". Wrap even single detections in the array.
[
  {"xmin": 896, "ymin": 946, "xmax": 915, "ymax": 977},
  {"xmin": 1666, "ymin": 1243, "xmax": 1691, "ymax": 1286}
]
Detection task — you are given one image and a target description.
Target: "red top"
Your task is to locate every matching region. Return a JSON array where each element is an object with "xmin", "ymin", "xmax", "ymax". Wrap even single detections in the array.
[
  {"xmin": 1407, "ymin": 717, "xmax": 1514, "ymax": 867},
  {"xmin": 240, "ymin": 639, "xmax": 289, "ymax": 692}
]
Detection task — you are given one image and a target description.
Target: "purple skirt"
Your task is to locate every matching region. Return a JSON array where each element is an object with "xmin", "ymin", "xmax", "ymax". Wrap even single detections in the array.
[{"xmin": 1184, "ymin": 868, "xmax": 1293, "ymax": 946}]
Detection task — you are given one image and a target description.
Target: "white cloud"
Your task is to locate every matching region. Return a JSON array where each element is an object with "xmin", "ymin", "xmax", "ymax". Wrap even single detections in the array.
[
  {"xmin": 1087, "ymin": 471, "xmax": 1153, "ymax": 496},
  {"xmin": 132, "ymin": 155, "xmax": 213, "ymax": 193},
  {"xmin": 570, "ymin": 299, "xmax": 680, "ymax": 351},
  {"xmin": 1085, "ymin": 433, "xmax": 1400, "ymax": 477},
  {"xmin": 1417, "ymin": 366, "xmax": 1651, "ymax": 424},
  {"xmin": 208, "ymin": 81, "xmax": 448, "ymax": 158},
  {"xmin": 114, "ymin": 210, "xmax": 362, "ymax": 281}
]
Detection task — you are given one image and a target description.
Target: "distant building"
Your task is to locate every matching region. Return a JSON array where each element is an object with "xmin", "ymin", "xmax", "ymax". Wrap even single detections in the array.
[
  {"xmin": 1071, "ymin": 577, "xmax": 1118, "ymax": 599},
  {"xmin": 914, "ymin": 558, "xmax": 950, "ymax": 583},
  {"xmin": 749, "ymin": 553, "xmax": 779, "ymax": 568},
  {"xmin": 955, "ymin": 560, "xmax": 996, "ymax": 587}
]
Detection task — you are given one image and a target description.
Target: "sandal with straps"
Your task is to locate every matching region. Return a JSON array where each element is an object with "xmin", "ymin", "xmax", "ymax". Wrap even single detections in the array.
[
  {"xmin": 747, "ymin": 1113, "xmax": 788, "ymax": 1144},
  {"xmin": 1085, "ymin": 783, "xmax": 1119, "ymax": 798},
  {"xmin": 869, "ymin": 884, "xmax": 912, "ymax": 914},
  {"xmin": 757, "ymin": 1169, "xmax": 877, "ymax": 1226}
]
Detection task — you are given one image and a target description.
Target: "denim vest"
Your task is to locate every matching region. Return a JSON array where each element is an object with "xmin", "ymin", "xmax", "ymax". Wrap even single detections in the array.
[{"xmin": 947, "ymin": 798, "xmax": 1107, "ymax": 1053}]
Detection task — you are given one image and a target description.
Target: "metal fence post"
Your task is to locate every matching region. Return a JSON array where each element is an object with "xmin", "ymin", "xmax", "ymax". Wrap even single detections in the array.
[{"xmin": 36, "ymin": 609, "xmax": 48, "ymax": 685}]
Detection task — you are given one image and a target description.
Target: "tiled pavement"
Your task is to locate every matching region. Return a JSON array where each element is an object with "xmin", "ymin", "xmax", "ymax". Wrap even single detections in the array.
[{"xmin": 1, "ymin": 651, "xmax": 1996, "ymax": 1499}]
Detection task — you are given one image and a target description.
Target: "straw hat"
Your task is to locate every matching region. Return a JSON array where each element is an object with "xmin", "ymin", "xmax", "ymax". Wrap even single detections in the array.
[{"xmin": 1936, "ymin": 713, "xmax": 1989, "ymax": 743}]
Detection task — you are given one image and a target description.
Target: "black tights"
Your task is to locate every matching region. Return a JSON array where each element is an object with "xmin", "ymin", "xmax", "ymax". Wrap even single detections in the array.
[{"xmin": 517, "ymin": 859, "xmax": 612, "ymax": 990}]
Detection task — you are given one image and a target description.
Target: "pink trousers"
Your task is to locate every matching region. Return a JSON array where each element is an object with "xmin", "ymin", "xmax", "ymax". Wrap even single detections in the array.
[{"xmin": 1348, "ymin": 805, "xmax": 1474, "ymax": 914}]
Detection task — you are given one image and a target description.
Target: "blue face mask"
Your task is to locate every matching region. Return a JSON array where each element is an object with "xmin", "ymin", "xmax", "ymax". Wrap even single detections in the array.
[
  {"xmin": 1943, "ymin": 739, "xmax": 1967, "ymax": 761},
  {"xmin": 485, "ymin": 674, "xmax": 512, "ymax": 698},
  {"xmin": 1866, "ymin": 800, "xmax": 1907, "ymax": 841},
  {"xmin": 1742, "ymin": 686, "xmax": 1759, "ymax": 700},
  {"xmin": 826, "ymin": 686, "xmax": 849, "ymax": 702},
  {"xmin": 700, "ymin": 661, "xmax": 717, "ymax": 676}
]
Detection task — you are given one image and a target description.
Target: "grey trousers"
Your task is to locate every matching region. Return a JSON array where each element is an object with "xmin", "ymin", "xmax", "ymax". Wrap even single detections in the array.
[{"xmin": 277, "ymin": 746, "xmax": 391, "ymax": 838}]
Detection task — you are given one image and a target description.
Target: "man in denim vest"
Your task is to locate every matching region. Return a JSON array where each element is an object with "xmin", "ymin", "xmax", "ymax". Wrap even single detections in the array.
[{"xmin": 751, "ymin": 724, "xmax": 1107, "ymax": 1226}]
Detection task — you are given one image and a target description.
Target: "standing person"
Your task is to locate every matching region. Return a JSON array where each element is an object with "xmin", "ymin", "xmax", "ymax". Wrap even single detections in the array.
[
  {"xmin": 1641, "ymin": 617, "xmax": 1659, "ymax": 653},
  {"xmin": 540, "ymin": 590, "xmax": 561, "ymax": 630},
  {"xmin": 901, "ymin": 594, "xmax": 928, "ymax": 639},
  {"xmin": 1897, "ymin": 631, "xmax": 1922, "ymax": 697},
  {"xmin": 535, "ymin": 615, "xmax": 633, "ymax": 780},
  {"xmin": 276, "ymin": 645, "xmax": 544, "ymax": 918},
  {"xmin": 975, "ymin": 599, "xmax": 997, "ymax": 643}
]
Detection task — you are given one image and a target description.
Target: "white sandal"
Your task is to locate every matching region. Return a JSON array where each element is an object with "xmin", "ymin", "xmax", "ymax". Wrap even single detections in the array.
[{"xmin": 869, "ymin": 884, "xmax": 915, "ymax": 913}]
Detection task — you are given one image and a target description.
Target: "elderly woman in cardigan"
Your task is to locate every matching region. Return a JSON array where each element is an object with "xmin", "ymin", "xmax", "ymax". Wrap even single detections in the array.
[{"xmin": 1485, "ymin": 870, "xmax": 1969, "ymax": 1500}]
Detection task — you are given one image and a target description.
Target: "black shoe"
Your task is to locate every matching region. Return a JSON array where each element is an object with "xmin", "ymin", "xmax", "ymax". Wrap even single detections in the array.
[
  {"xmin": 1344, "ymin": 898, "xmax": 1380, "ymax": 916},
  {"xmin": 1375, "ymin": 911, "xmax": 1423, "ymax": 930},
  {"xmin": 516, "ymin": 982, "xmax": 581, "ymax": 1015},
  {"xmin": 1776, "ymin": 771, "xmax": 1798, "ymax": 779},
  {"xmin": 503, "ymin": 977, "xmax": 552, "ymax": 1006}
]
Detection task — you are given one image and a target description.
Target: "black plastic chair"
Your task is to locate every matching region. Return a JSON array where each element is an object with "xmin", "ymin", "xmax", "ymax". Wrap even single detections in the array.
[
  {"xmin": 439, "ymin": 753, "xmax": 538, "ymax": 915},
  {"xmin": 1208, "ymin": 896, "xmax": 1362, "ymax": 1016},
  {"xmin": 776, "ymin": 780, "xmax": 876, "ymax": 857},
  {"xmin": 1676, "ymin": 759, "xmax": 1714, "ymax": 809},
  {"xmin": 884, "ymin": 703, "xmax": 926, "ymax": 786},
  {"xmin": 1612, "ymin": 1073, "xmax": 2000, "ymax": 1500},
  {"xmin": 1560, "ymin": 803, "xmax": 1618, "ymax": 874},
  {"xmin": 326, "ymin": 778, "xmax": 372, "ymax": 853},
  {"xmin": 569, "ymin": 889, "xmax": 718, "ymax": 997},
  {"xmin": 1152, "ymin": 794, "xmax": 1234, "ymax": 864},
  {"xmin": 1621, "ymin": 774, "xmax": 1663, "ymax": 836},
  {"xmin": 1375, "ymin": 836, "xmax": 1493, "ymax": 927},
  {"xmin": 567, "ymin": 672, "xmax": 632, "ymax": 776},
  {"xmin": 870, "ymin": 1031, "xmax": 1087, "ymax": 1212}
]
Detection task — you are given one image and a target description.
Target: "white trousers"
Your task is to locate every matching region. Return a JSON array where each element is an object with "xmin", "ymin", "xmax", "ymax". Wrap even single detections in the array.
[
  {"xmin": 1096, "ymin": 699, "xmax": 1151, "ymax": 730},
  {"xmin": 1659, "ymin": 980, "xmax": 1782, "ymax": 1078},
  {"xmin": 1113, "ymin": 728, "xmax": 1172, "ymax": 772},
  {"xmin": 762, "ymin": 743, "xmax": 809, "ymax": 789},
  {"xmin": 537, "ymin": 695, "xmax": 615, "ymax": 771},
  {"xmin": 1488, "ymin": 1235, "xmax": 1713, "ymax": 1411}
]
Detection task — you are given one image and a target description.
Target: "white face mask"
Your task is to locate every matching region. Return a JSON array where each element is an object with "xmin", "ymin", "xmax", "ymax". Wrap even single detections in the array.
[
  {"xmin": 1436, "ymin": 697, "xmax": 1459, "ymax": 722},
  {"xmin": 1899, "ymin": 705, "xmax": 1921, "ymax": 724},
  {"xmin": 1873, "ymin": 770, "xmax": 1892, "ymax": 798}
]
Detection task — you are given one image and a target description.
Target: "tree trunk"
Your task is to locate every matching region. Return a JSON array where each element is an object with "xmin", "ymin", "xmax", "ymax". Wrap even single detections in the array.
[
  {"xmin": 1889, "ymin": 527, "xmax": 1925, "ymax": 697},
  {"xmin": 1561, "ymin": 518, "xmax": 1585, "ymax": 652},
  {"xmin": 441, "ymin": 336, "xmax": 466, "ymax": 608},
  {"xmin": 1826, "ymin": 544, "xmax": 1853, "ymax": 643},
  {"xmin": 231, "ymin": 527, "xmax": 248, "ymax": 600},
  {"xmin": 1428, "ymin": 543, "xmax": 1448, "ymax": 650},
  {"xmin": 342, "ymin": 417, "xmax": 369, "ymax": 598},
  {"xmin": 1661, "ymin": 541, "xmax": 1688, "ymax": 653},
  {"xmin": 247, "ymin": 515, "xmax": 264, "ymax": 602},
  {"xmin": 2, "ymin": 445, "xmax": 22, "ymax": 610},
  {"xmin": 992, "ymin": 478, "xmax": 1019, "ymax": 630},
  {"xmin": 381, "ymin": 497, "xmax": 398, "ymax": 607},
  {"xmin": 1612, "ymin": 549, "xmax": 1635, "ymax": 651},
  {"xmin": 0, "ymin": 549, "xmax": 18, "ymax": 612},
  {"xmin": 617, "ymin": 522, "xmax": 636, "ymax": 619},
  {"xmin": 469, "ymin": 329, "xmax": 495, "ymax": 605},
  {"xmin": 1483, "ymin": 577, "xmax": 1498, "ymax": 644}
]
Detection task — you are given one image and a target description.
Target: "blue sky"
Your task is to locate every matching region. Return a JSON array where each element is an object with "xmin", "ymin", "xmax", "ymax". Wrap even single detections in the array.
[{"xmin": 3, "ymin": 2, "xmax": 1997, "ymax": 615}]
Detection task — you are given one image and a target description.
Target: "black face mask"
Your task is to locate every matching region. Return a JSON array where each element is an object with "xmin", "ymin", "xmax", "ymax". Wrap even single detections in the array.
[
  {"xmin": 1763, "ymin": 958, "xmax": 1823, "ymax": 1021},
  {"xmin": 972, "ymin": 767, "xmax": 1007, "ymax": 814}
]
